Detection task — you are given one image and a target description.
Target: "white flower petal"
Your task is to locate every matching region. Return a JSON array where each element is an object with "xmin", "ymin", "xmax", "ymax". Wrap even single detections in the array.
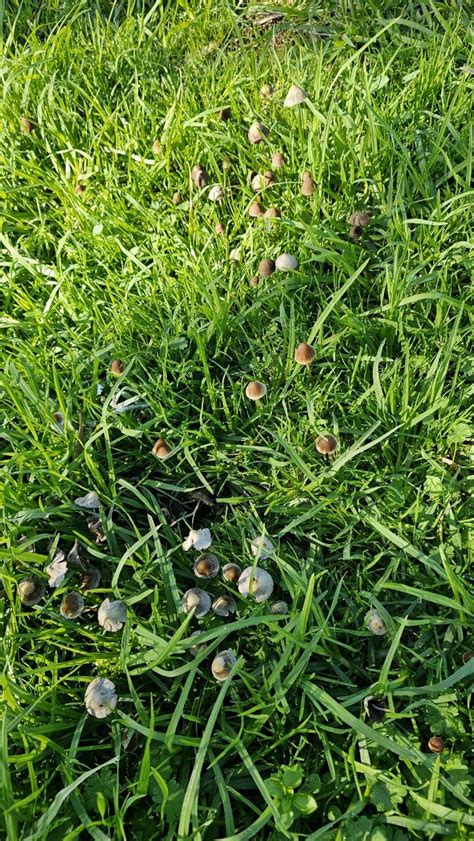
[
  {"xmin": 98, "ymin": 598, "xmax": 127, "ymax": 632},
  {"xmin": 74, "ymin": 491, "xmax": 101, "ymax": 509},
  {"xmin": 84, "ymin": 677, "xmax": 117, "ymax": 718},
  {"xmin": 46, "ymin": 550, "xmax": 67, "ymax": 588}
]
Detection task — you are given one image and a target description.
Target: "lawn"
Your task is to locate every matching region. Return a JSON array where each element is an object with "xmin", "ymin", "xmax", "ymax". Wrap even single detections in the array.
[{"xmin": 0, "ymin": 1, "xmax": 473, "ymax": 839}]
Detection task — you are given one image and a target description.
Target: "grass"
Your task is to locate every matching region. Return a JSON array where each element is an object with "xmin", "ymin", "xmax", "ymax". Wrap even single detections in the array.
[{"xmin": 0, "ymin": 0, "xmax": 473, "ymax": 838}]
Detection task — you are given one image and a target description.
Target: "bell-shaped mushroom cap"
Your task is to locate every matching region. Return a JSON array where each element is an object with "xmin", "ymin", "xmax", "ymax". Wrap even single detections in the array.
[
  {"xmin": 152, "ymin": 139, "xmax": 161, "ymax": 155},
  {"xmin": 301, "ymin": 171, "xmax": 314, "ymax": 196},
  {"xmin": 316, "ymin": 434, "xmax": 338, "ymax": 455},
  {"xmin": 46, "ymin": 550, "xmax": 68, "ymax": 588},
  {"xmin": 251, "ymin": 171, "xmax": 275, "ymax": 191},
  {"xmin": 248, "ymin": 121, "xmax": 268, "ymax": 144},
  {"xmin": 194, "ymin": 553, "xmax": 220, "ymax": 579},
  {"xmin": 348, "ymin": 211, "xmax": 371, "ymax": 227},
  {"xmin": 60, "ymin": 591, "xmax": 85, "ymax": 619},
  {"xmin": 245, "ymin": 381, "xmax": 267, "ymax": 400},
  {"xmin": 271, "ymin": 600, "xmax": 289, "ymax": 615},
  {"xmin": 349, "ymin": 225, "xmax": 363, "ymax": 240},
  {"xmin": 264, "ymin": 207, "xmax": 281, "ymax": 218},
  {"xmin": 260, "ymin": 83, "xmax": 274, "ymax": 97},
  {"xmin": 182, "ymin": 528, "xmax": 212, "ymax": 552},
  {"xmin": 18, "ymin": 577, "xmax": 45, "ymax": 606},
  {"xmin": 85, "ymin": 677, "xmax": 117, "ymax": 718},
  {"xmin": 152, "ymin": 438, "xmax": 172, "ymax": 459},
  {"xmin": 365, "ymin": 609, "xmax": 388, "ymax": 636},
  {"xmin": 211, "ymin": 650, "xmax": 237, "ymax": 681},
  {"xmin": 182, "ymin": 588, "xmax": 212, "ymax": 618},
  {"xmin": 191, "ymin": 165, "xmax": 209, "ymax": 188},
  {"xmin": 284, "ymin": 84, "xmax": 307, "ymax": 107},
  {"xmin": 294, "ymin": 342, "xmax": 316, "ymax": 365},
  {"xmin": 222, "ymin": 563, "xmax": 242, "ymax": 583},
  {"xmin": 209, "ymin": 184, "xmax": 224, "ymax": 202},
  {"xmin": 249, "ymin": 201, "xmax": 264, "ymax": 218},
  {"xmin": 258, "ymin": 258, "xmax": 275, "ymax": 277},
  {"xmin": 172, "ymin": 191, "xmax": 182, "ymax": 205},
  {"xmin": 271, "ymin": 151, "xmax": 285, "ymax": 168},
  {"xmin": 212, "ymin": 594, "xmax": 237, "ymax": 617},
  {"xmin": 111, "ymin": 359, "xmax": 124, "ymax": 376},
  {"xmin": 250, "ymin": 535, "xmax": 274, "ymax": 559},
  {"xmin": 74, "ymin": 491, "xmax": 100, "ymax": 509},
  {"xmin": 238, "ymin": 567, "xmax": 274, "ymax": 602},
  {"xmin": 80, "ymin": 566, "xmax": 101, "ymax": 591},
  {"xmin": 98, "ymin": 598, "xmax": 127, "ymax": 632},
  {"xmin": 275, "ymin": 253, "xmax": 298, "ymax": 271}
]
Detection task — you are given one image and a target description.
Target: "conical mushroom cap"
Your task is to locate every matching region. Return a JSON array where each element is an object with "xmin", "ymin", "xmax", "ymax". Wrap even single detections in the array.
[
  {"xmin": 348, "ymin": 211, "xmax": 371, "ymax": 227},
  {"xmin": 249, "ymin": 202, "xmax": 264, "ymax": 218},
  {"xmin": 271, "ymin": 151, "xmax": 285, "ymax": 168},
  {"xmin": 275, "ymin": 253, "xmax": 298, "ymax": 271},
  {"xmin": 191, "ymin": 165, "xmax": 209, "ymax": 187},
  {"xmin": 248, "ymin": 122, "xmax": 268, "ymax": 144},
  {"xmin": 258, "ymin": 258, "xmax": 275, "ymax": 276},
  {"xmin": 294, "ymin": 342, "xmax": 316, "ymax": 365},
  {"xmin": 194, "ymin": 553, "xmax": 220, "ymax": 579},
  {"xmin": 301, "ymin": 171, "xmax": 314, "ymax": 196},
  {"xmin": 284, "ymin": 84, "xmax": 307, "ymax": 107}
]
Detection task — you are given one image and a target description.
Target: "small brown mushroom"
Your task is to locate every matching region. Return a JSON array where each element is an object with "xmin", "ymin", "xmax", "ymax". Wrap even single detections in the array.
[
  {"xmin": 249, "ymin": 276, "xmax": 259, "ymax": 288},
  {"xmin": 215, "ymin": 221, "xmax": 225, "ymax": 235},
  {"xmin": 219, "ymin": 106, "xmax": 231, "ymax": 121},
  {"xmin": 152, "ymin": 139, "xmax": 161, "ymax": 155},
  {"xmin": 316, "ymin": 434, "xmax": 338, "ymax": 455},
  {"xmin": 258, "ymin": 258, "xmax": 275, "ymax": 277},
  {"xmin": 284, "ymin": 84, "xmax": 307, "ymax": 107},
  {"xmin": 191, "ymin": 165, "xmax": 209, "ymax": 188},
  {"xmin": 60, "ymin": 592, "xmax": 85, "ymax": 620},
  {"xmin": 260, "ymin": 83, "xmax": 274, "ymax": 98},
  {"xmin": 428, "ymin": 736, "xmax": 445, "ymax": 754},
  {"xmin": 462, "ymin": 652, "xmax": 474, "ymax": 663},
  {"xmin": 249, "ymin": 202, "xmax": 264, "ymax": 218},
  {"xmin": 245, "ymin": 381, "xmax": 267, "ymax": 401},
  {"xmin": 349, "ymin": 225, "xmax": 363, "ymax": 240},
  {"xmin": 194, "ymin": 553, "xmax": 220, "ymax": 579},
  {"xmin": 74, "ymin": 182, "xmax": 86, "ymax": 195},
  {"xmin": 348, "ymin": 211, "xmax": 371, "ymax": 227},
  {"xmin": 248, "ymin": 121, "xmax": 268, "ymax": 144},
  {"xmin": 301, "ymin": 171, "xmax": 314, "ymax": 196},
  {"xmin": 222, "ymin": 563, "xmax": 242, "ymax": 583},
  {"xmin": 172, "ymin": 191, "xmax": 182, "ymax": 205},
  {"xmin": 294, "ymin": 342, "xmax": 316, "ymax": 365},
  {"xmin": 80, "ymin": 566, "xmax": 101, "ymax": 591},
  {"xmin": 21, "ymin": 116, "xmax": 35, "ymax": 133},
  {"xmin": 271, "ymin": 151, "xmax": 285, "ymax": 169},
  {"xmin": 264, "ymin": 207, "xmax": 281, "ymax": 219},
  {"xmin": 152, "ymin": 438, "xmax": 172, "ymax": 459},
  {"xmin": 251, "ymin": 171, "xmax": 275, "ymax": 191},
  {"xmin": 111, "ymin": 359, "xmax": 124, "ymax": 376},
  {"xmin": 18, "ymin": 577, "xmax": 44, "ymax": 606},
  {"xmin": 212, "ymin": 594, "xmax": 237, "ymax": 617}
]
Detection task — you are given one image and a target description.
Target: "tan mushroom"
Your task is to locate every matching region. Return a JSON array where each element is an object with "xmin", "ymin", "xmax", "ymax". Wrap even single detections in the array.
[
  {"xmin": 152, "ymin": 438, "xmax": 172, "ymax": 459},
  {"xmin": 245, "ymin": 381, "xmax": 267, "ymax": 401},
  {"xmin": 294, "ymin": 343, "xmax": 316, "ymax": 365},
  {"xmin": 248, "ymin": 122, "xmax": 268, "ymax": 144},
  {"xmin": 301, "ymin": 171, "xmax": 314, "ymax": 196}
]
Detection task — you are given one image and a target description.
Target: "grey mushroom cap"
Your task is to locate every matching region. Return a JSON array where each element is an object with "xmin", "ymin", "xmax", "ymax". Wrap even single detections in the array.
[
  {"xmin": 275, "ymin": 253, "xmax": 298, "ymax": 272},
  {"xmin": 222, "ymin": 563, "xmax": 242, "ymax": 583},
  {"xmin": 212, "ymin": 594, "xmax": 237, "ymax": 617},
  {"xmin": 18, "ymin": 577, "xmax": 45, "ymax": 606},
  {"xmin": 211, "ymin": 649, "xmax": 237, "ymax": 681},
  {"xmin": 238, "ymin": 567, "xmax": 274, "ymax": 602},
  {"xmin": 182, "ymin": 588, "xmax": 212, "ymax": 618},
  {"xmin": 248, "ymin": 121, "xmax": 268, "ymax": 144},
  {"xmin": 284, "ymin": 84, "xmax": 308, "ymax": 107},
  {"xmin": 271, "ymin": 601, "xmax": 289, "ymax": 615},
  {"xmin": 74, "ymin": 491, "xmax": 100, "ymax": 509},
  {"xmin": 60, "ymin": 592, "xmax": 85, "ymax": 619},
  {"xmin": 84, "ymin": 677, "xmax": 118, "ymax": 718},
  {"xmin": 194, "ymin": 553, "xmax": 220, "ymax": 579},
  {"xmin": 80, "ymin": 566, "xmax": 101, "ymax": 591},
  {"xmin": 209, "ymin": 184, "xmax": 224, "ymax": 202},
  {"xmin": 98, "ymin": 598, "xmax": 127, "ymax": 632}
]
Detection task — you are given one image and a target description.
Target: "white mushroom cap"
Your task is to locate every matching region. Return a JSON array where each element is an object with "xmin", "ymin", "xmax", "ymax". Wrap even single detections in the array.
[
  {"xmin": 250, "ymin": 535, "xmax": 274, "ymax": 560},
  {"xmin": 238, "ymin": 567, "xmax": 274, "ymax": 602},
  {"xmin": 74, "ymin": 491, "xmax": 100, "ymax": 509},
  {"xmin": 365, "ymin": 609, "xmax": 388, "ymax": 636},
  {"xmin": 194, "ymin": 553, "xmax": 220, "ymax": 579},
  {"xmin": 230, "ymin": 247, "xmax": 241, "ymax": 262},
  {"xmin": 98, "ymin": 598, "xmax": 127, "ymax": 632},
  {"xmin": 271, "ymin": 600, "xmax": 289, "ymax": 615},
  {"xmin": 84, "ymin": 677, "xmax": 117, "ymax": 718},
  {"xmin": 182, "ymin": 588, "xmax": 212, "ymax": 618},
  {"xmin": 284, "ymin": 84, "xmax": 307, "ymax": 107},
  {"xmin": 275, "ymin": 253, "xmax": 298, "ymax": 271},
  {"xmin": 46, "ymin": 550, "xmax": 67, "ymax": 588},
  {"xmin": 182, "ymin": 528, "xmax": 212, "ymax": 552},
  {"xmin": 211, "ymin": 650, "xmax": 237, "ymax": 681},
  {"xmin": 248, "ymin": 121, "xmax": 268, "ymax": 144},
  {"xmin": 212, "ymin": 594, "xmax": 237, "ymax": 617},
  {"xmin": 209, "ymin": 184, "xmax": 224, "ymax": 202}
]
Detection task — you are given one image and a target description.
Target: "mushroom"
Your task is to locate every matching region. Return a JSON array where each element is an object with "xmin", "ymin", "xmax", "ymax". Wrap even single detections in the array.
[
  {"xmin": 260, "ymin": 83, "xmax": 274, "ymax": 97},
  {"xmin": 52, "ymin": 411, "xmax": 64, "ymax": 430},
  {"xmin": 258, "ymin": 258, "xmax": 275, "ymax": 277},
  {"xmin": 275, "ymin": 253, "xmax": 298, "ymax": 271},
  {"xmin": 191, "ymin": 165, "xmax": 209, "ymax": 188},
  {"xmin": 348, "ymin": 211, "xmax": 371, "ymax": 227},
  {"xmin": 212, "ymin": 594, "xmax": 237, "ymax": 617},
  {"xmin": 152, "ymin": 438, "xmax": 172, "ymax": 459},
  {"xmin": 428, "ymin": 736, "xmax": 445, "ymax": 754},
  {"xmin": 18, "ymin": 577, "xmax": 44, "ymax": 606},
  {"xmin": 182, "ymin": 528, "xmax": 212, "ymax": 552},
  {"xmin": 316, "ymin": 434, "xmax": 338, "ymax": 456},
  {"xmin": 152, "ymin": 139, "xmax": 161, "ymax": 155},
  {"xmin": 271, "ymin": 151, "xmax": 285, "ymax": 168},
  {"xmin": 74, "ymin": 182, "xmax": 86, "ymax": 195},
  {"xmin": 80, "ymin": 566, "xmax": 101, "ymax": 591},
  {"xmin": 46, "ymin": 551, "xmax": 68, "ymax": 588},
  {"xmin": 111, "ymin": 359, "xmax": 124, "ymax": 376},
  {"xmin": 98, "ymin": 598, "xmax": 127, "ymax": 632},
  {"xmin": 219, "ymin": 106, "xmax": 231, "ymax": 121},
  {"xmin": 248, "ymin": 121, "xmax": 268, "ymax": 144},
  {"xmin": 222, "ymin": 563, "xmax": 242, "ymax": 583},
  {"xmin": 301, "ymin": 171, "xmax": 314, "ymax": 196},
  {"xmin": 251, "ymin": 171, "xmax": 275, "ymax": 191},
  {"xmin": 189, "ymin": 630, "xmax": 206, "ymax": 656},
  {"xmin": 87, "ymin": 518, "xmax": 106, "ymax": 544},
  {"xmin": 349, "ymin": 225, "xmax": 363, "ymax": 240},
  {"xmin": 211, "ymin": 650, "xmax": 237, "ymax": 681},
  {"xmin": 194, "ymin": 552, "xmax": 220, "ymax": 579},
  {"xmin": 462, "ymin": 652, "xmax": 474, "ymax": 663},
  {"xmin": 250, "ymin": 535, "xmax": 274, "ymax": 559},
  {"xmin": 182, "ymin": 588, "xmax": 212, "ymax": 618},
  {"xmin": 84, "ymin": 677, "xmax": 117, "ymax": 718},
  {"xmin": 294, "ymin": 342, "xmax": 316, "ymax": 365},
  {"xmin": 264, "ymin": 207, "xmax": 281, "ymax": 218},
  {"xmin": 271, "ymin": 600, "xmax": 288, "ymax": 615},
  {"xmin": 215, "ymin": 221, "xmax": 225, "ymax": 235},
  {"xmin": 238, "ymin": 567, "xmax": 274, "ymax": 602},
  {"xmin": 230, "ymin": 247, "xmax": 241, "ymax": 262},
  {"xmin": 363, "ymin": 696, "xmax": 387, "ymax": 723},
  {"xmin": 60, "ymin": 592, "xmax": 85, "ymax": 620},
  {"xmin": 249, "ymin": 202, "xmax": 264, "ymax": 218},
  {"xmin": 249, "ymin": 276, "xmax": 260, "ymax": 287},
  {"xmin": 245, "ymin": 381, "xmax": 267, "ymax": 401},
  {"xmin": 284, "ymin": 84, "xmax": 307, "ymax": 107},
  {"xmin": 74, "ymin": 491, "xmax": 100, "ymax": 509},
  {"xmin": 21, "ymin": 116, "xmax": 35, "ymax": 133},
  {"xmin": 67, "ymin": 540, "xmax": 83, "ymax": 567},
  {"xmin": 364, "ymin": 609, "xmax": 387, "ymax": 636},
  {"xmin": 209, "ymin": 184, "xmax": 224, "ymax": 202},
  {"xmin": 172, "ymin": 191, "xmax": 182, "ymax": 205}
]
